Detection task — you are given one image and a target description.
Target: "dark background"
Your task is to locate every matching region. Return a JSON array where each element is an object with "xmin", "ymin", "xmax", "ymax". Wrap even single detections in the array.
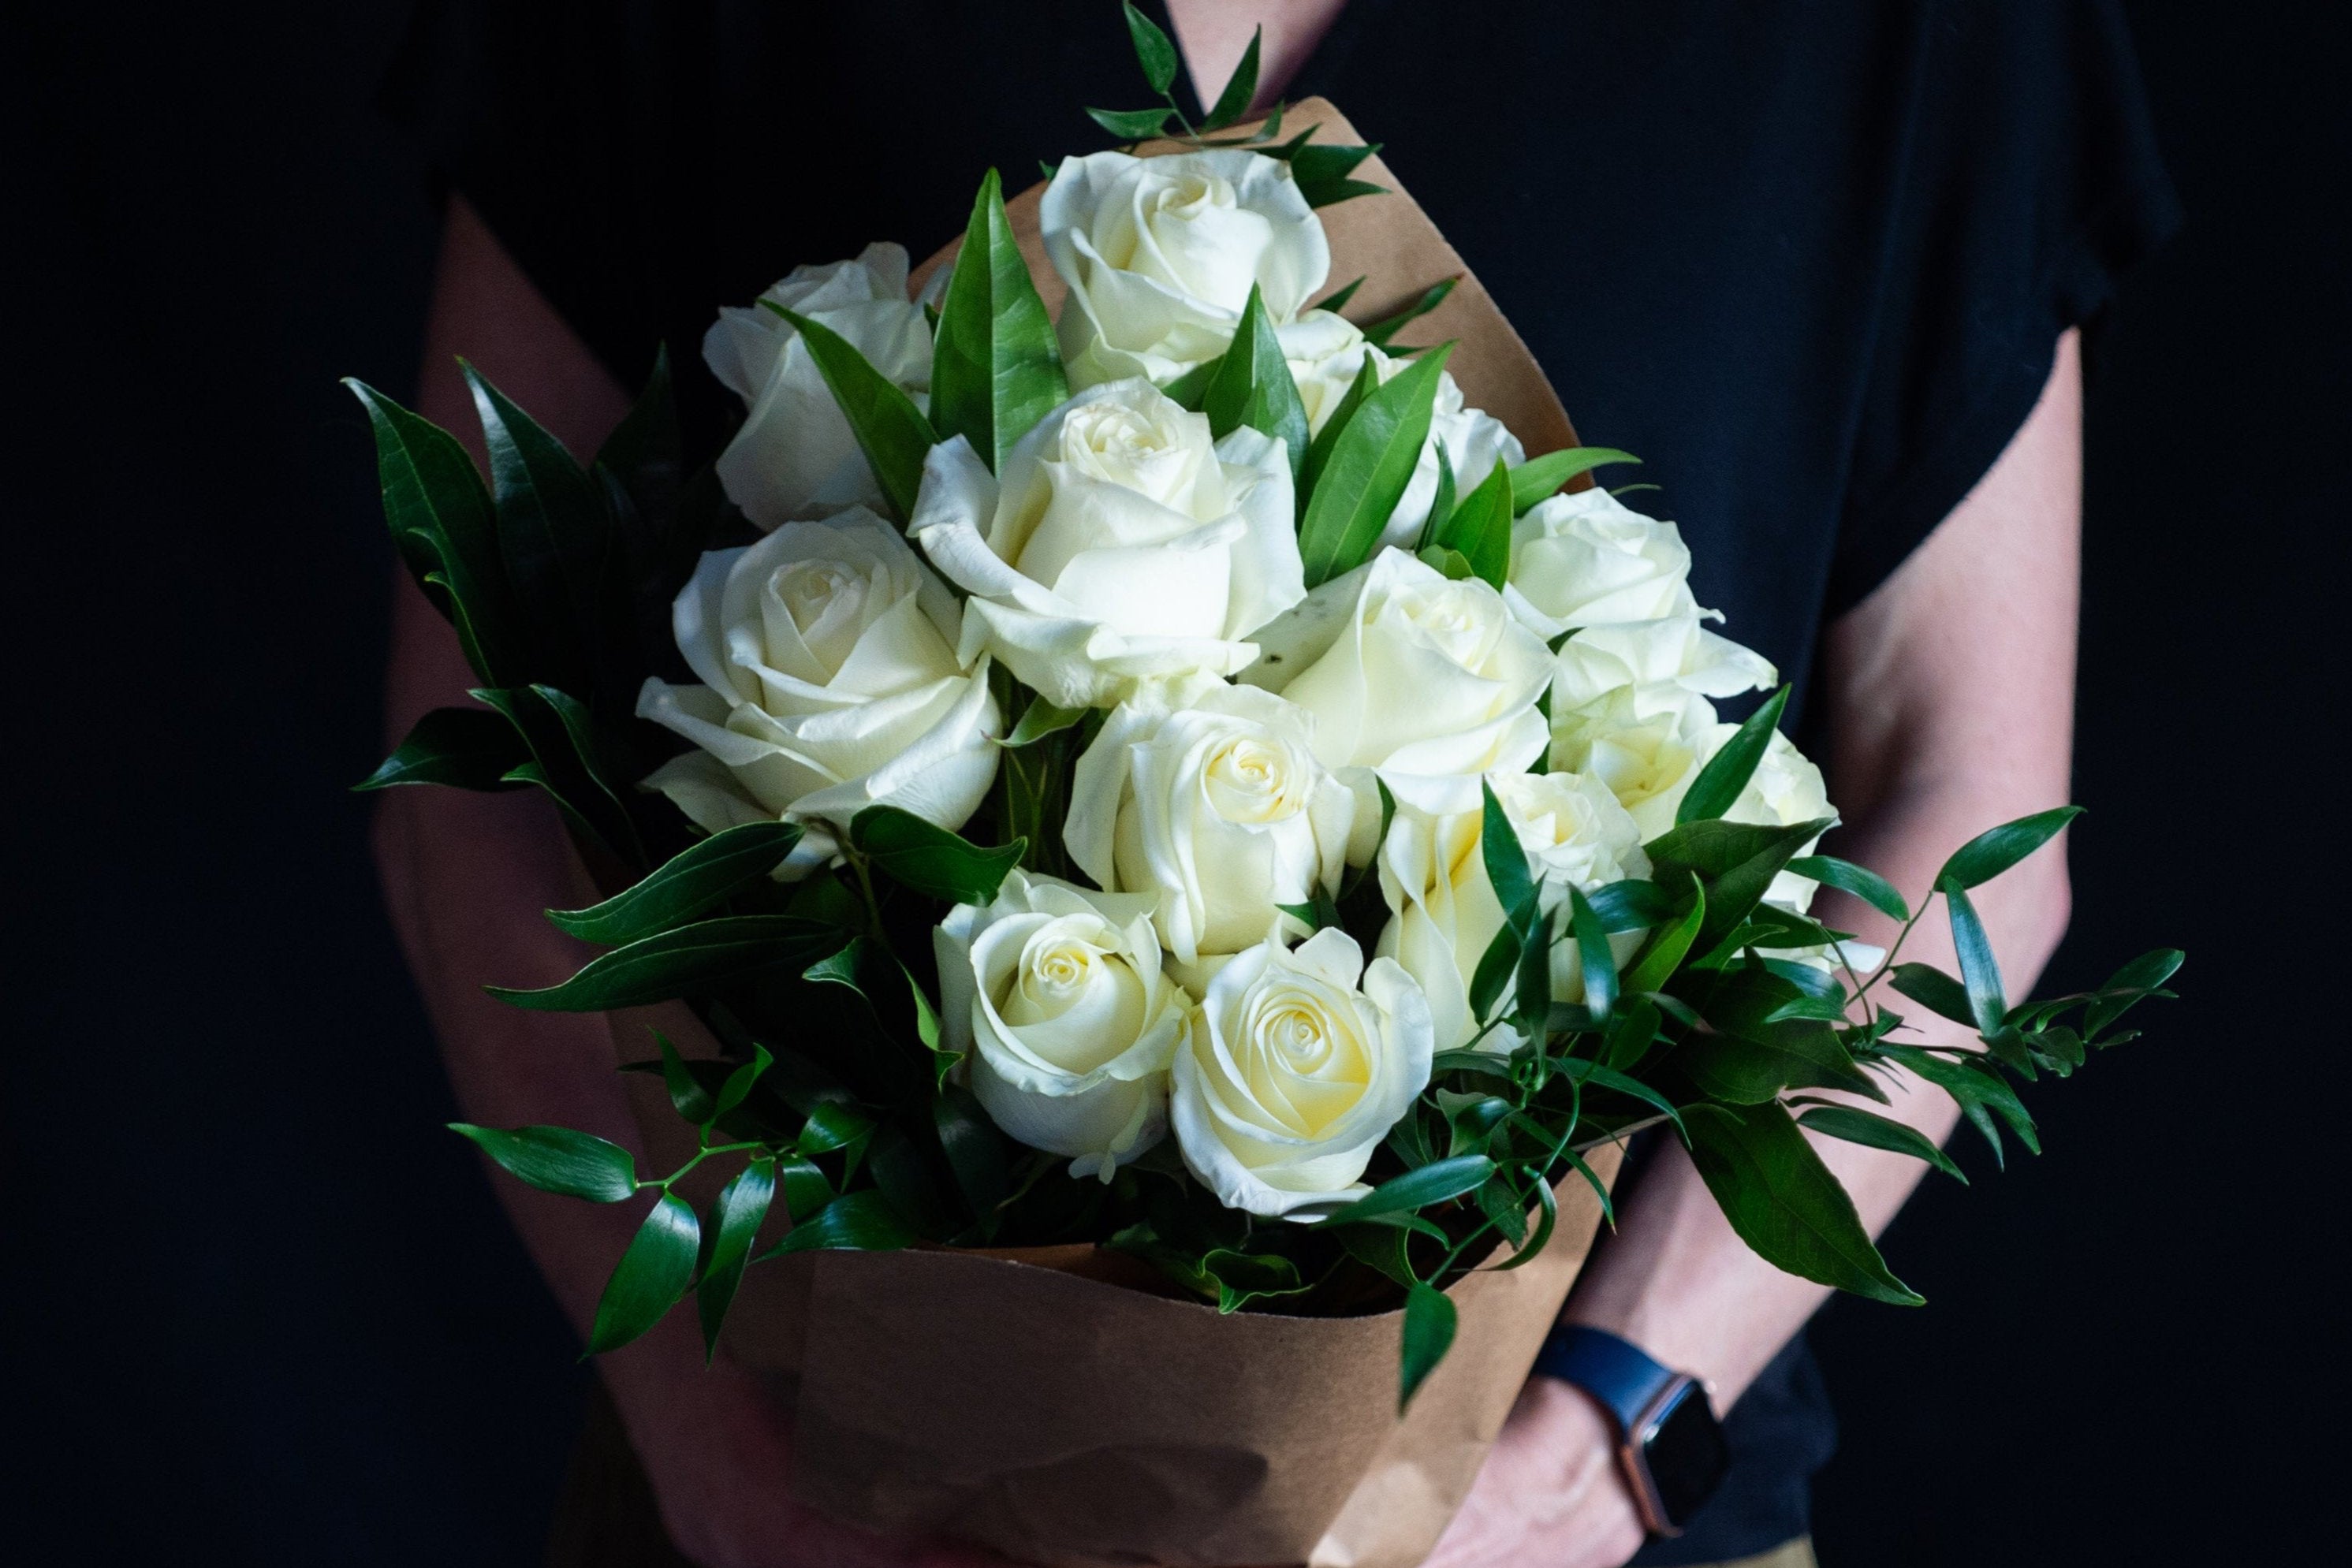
[{"xmin": 1, "ymin": 3, "xmax": 2341, "ymax": 1563}]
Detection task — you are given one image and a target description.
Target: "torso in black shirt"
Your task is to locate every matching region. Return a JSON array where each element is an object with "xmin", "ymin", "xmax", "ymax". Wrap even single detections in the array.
[{"xmin": 384, "ymin": 2, "xmax": 2175, "ymax": 1558}]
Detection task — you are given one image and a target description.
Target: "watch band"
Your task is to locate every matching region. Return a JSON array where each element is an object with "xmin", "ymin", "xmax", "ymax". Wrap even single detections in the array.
[{"xmin": 1529, "ymin": 1324, "xmax": 1678, "ymax": 1439}]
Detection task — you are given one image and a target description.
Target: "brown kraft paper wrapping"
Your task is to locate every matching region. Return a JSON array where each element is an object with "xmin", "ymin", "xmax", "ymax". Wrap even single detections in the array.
[{"xmin": 595, "ymin": 100, "xmax": 1620, "ymax": 1567}]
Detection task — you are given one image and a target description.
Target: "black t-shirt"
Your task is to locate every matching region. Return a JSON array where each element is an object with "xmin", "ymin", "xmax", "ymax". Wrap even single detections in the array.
[{"xmin": 382, "ymin": 2, "xmax": 2175, "ymax": 1559}]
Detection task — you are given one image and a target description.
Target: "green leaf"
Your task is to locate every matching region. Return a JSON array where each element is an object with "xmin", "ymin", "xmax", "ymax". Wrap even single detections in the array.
[
  {"xmin": 1416, "ymin": 545, "xmax": 1475, "ymax": 579},
  {"xmin": 1296, "ymin": 344, "xmax": 1451, "ymax": 585},
  {"xmin": 1313, "ymin": 276, "xmax": 1367, "ymax": 315},
  {"xmin": 1400, "ymin": 1283, "xmax": 1459, "ymax": 1410},
  {"xmin": 1587, "ymin": 879, "xmax": 1675, "ymax": 933},
  {"xmin": 1201, "ymin": 1249, "xmax": 1308, "ymax": 1313},
  {"xmin": 1087, "ymin": 105, "xmax": 1175, "ymax": 140},
  {"xmin": 1480, "ymin": 779, "xmax": 1538, "ymax": 929},
  {"xmin": 1888, "ymin": 963, "xmax": 1977, "ymax": 1029},
  {"xmin": 934, "ymin": 1084, "xmax": 1012, "ymax": 1222},
  {"xmin": 2084, "ymin": 948, "xmax": 2185, "ymax": 1037},
  {"xmin": 1120, "ymin": 0, "xmax": 1178, "ymax": 94},
  {"xmin": 356, "ymin": 706, "xmax": 527, "ymax": 792},
  {"xmin": 1467, "ymin": 914, "xmax": 1524, "ymax": 1025},
  {"xmin": 932, "ymin": 169, "xmax": 1068, "ymax": 471},
  {"xmin": 1508, "ymin": 447, "xmax": 1642, "ymax": 515},
  {"xmin": 1318, "ymin": 1154, "xmax": 1496, "ymax": 1223},
  {"xmin": 1004, "ymin": 695, "xmax": 1085, "ymax": 747},
  {"xmin": 461, "ymin": 359, "xmax": 621, "ymax": 695},
  {"xmin": 547, "ymin": 821, "xmax": 804, "ymax": 944},
  {"xmin": 592, "ymin": 345, "xmax": 683, "ymax": 558},
  {"xmin": 1201, "ymin": 283, "xmax": 1310, "ymax": 476},
  {"xmin": 1415, "ymin": 445, "xmax": 1459, "ymax": 554},
  {"xmin": 450, "ymin": 1123, "xmax": 638, "ymax": 1202},
  {"xmin": 1298, "ymin": 353, "xmax": 1380, "ymax": 501},
  {"xmin": 695, "ymin": 1156, "xmax": 777, "ymax": 1358},
  {"xmin": 344, "ymin": 379, "xmax": 518, "ymax": 684},
  {"xmin": 1161, "ymin": 357, "xmax": 1218, "ymax": 409},
  {"xmin": 1683, "ymin": 1102, "xmax": 1922, "ymax": 1305},
  {"xmin": 760, "ymin": 1189, "xmax": 916, "ymax": 1258},
  {"xmin": 472, "ymin": 684, "xmax": 641, "ymax": 866},
  {"xmin": 770, "ymin": 307, "xmax": 940, "ymax": 520},
  {"xmin": 1622, "ymin": 877, "xmax": 1705, "ymax": 995},
  {"xmin": 774, "ymin": 1156, "xmax": 836, "ymax": 1222},
  {"xmin": 587, "ymin": 1193, "xmax": 701, "ymax": 1354},
  {"xmin": 1362, "ymin": 277, "xmax": 1458, "ymax": 348},
  {"xmin": 1567, "ymin": 886, "xmax": 1617, "ymax": 1024},
  {"xmin": 849, "ymin": 805, "xmax": 1026, "ymax": 905},
  {"xmin": 1493, "ymin": 1176, "xmax": 1559, "ymax": 1272},
  {"xmin": 1513, "ymin": 899, "xmax": 1555, "ymax": 1036},
  {"xmin": 1877, "ymin": 1044, "xmax": 2037, "ymax": 1165},
  {"xmin": 488, "ymin": 916, "xmax": 841, "ymax": 1011},
  {"xmin": 1936, "ymin": 806, "xmax": 2083, "ymax": 891},
  {"xmin": 710, "ymin": 1045, "xmax": 773, "ymax": 1125},
  {"xmin": 1678, "ymin": 687, "xmax": 1791, "ymax": 825},
  {"xmin": 1549, "ymin": 1056, "xmax": 1685, "ymax": 1134},
  {"xmin": 1647, "ymin": 818, "xmax": 1835, "ymax": 961},
  {"xmin": 1940, "ymin": 879, "xmax": 2007, "ymax": 1036},
  {"xmin": 1291, "ymin": 141, "xmax": 1385, "ymax": 207},
  {"xmin": 1796, "ymin": 1104, "xmax": 1966, "ymax": 1183},
  {"xmin": 1784, "ymin": 855, "xmax": 1909, "ymax": 924},
  {"xmin": 654, "ymin": 1030, "xmax": 718, "ymax": 1124},
  {"xmin": 1426, "ymin": 458, "xmax": 1513, "ymax": 590},
  {"xmin": 1199, "ymin": 25, "xmax": 1262, "ymax": 129},
  {"xmin": 1602, "ymin": 996, "xmax": 1663, "ymax": 1074},
  {"xmin": 1679, "ymin": 968, "xmax": 1878, "ymax": 1102}
]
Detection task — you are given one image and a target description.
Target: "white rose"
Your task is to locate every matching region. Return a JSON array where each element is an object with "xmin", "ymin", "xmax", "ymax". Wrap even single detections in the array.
[
  {"xmin": 911, "ymin": 378, "xmax": 1305, "ymax": 708},
  {"xmin": 1377, "ymin": 772, "xmax": 1649, "ymax": 1051},
  {"xmin": 1065, "ymin": 683, "xmax": 1355, "ymax": 966},
  {"xmin": 705, "ymin": 244, "xmax": 937, "ymax": 528},
  {"xmin": 1550, "ymin": 613, "xmax": 1777, "ymax": 711},
  {"xmin": 1549, "ymin": 682, "xmax": 1721, "ymax": 842},
  {"xmin": 1247, "ymin": 549, "xmax": 1552, "ymax": 821},
  {"xmin": 636, "ymin": 510, "xmax": 1000, "ymax": 873},
  {"xmin": 1504, "ymin": 486, "xmax": 1708, "ymax": 642},
  {"xmin": 1044, "ymin": 149, "xmax": 1330, "ymax": 389},
  {"xmin": 935, "ymin": 870, "xmax": 1188, "ymax": 1179},
  {"xmin": 1278, "ymin": 311, "xmax": 1526, "ymax": 553},
  {"xmin": 1170, "ymin": 929, "xmax": 1434, "ymax": 1218}
]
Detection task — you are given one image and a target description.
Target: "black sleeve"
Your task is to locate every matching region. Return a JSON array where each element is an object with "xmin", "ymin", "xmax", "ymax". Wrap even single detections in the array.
[{"xmin": 1824, "ymin": 0, "xmax": 2179, "ymax": 616}]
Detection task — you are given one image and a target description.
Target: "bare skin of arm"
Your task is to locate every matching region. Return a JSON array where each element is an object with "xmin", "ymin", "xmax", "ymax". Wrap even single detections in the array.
[{"xmin": 1427, "ymin": 331, "xmax": 2085, "ymax": 1567}]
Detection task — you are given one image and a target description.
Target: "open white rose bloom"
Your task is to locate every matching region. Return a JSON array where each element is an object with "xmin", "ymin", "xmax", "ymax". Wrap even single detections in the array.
[{"xmin": 363, "ymin": 59, "xmax": 2171, "ymax": 1568}]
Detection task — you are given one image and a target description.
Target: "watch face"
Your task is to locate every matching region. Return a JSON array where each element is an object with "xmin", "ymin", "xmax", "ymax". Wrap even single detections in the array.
[{"xmin": 1642, "ymin": 1382, "xmax": 1731, "ymax": 1528}]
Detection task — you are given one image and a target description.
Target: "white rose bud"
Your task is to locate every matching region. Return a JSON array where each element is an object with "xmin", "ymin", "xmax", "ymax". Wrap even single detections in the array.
[
  {"xmin": 1549, "ymin": 681, "xmax": 1721, "ymax": 842},
  {"xmin": 1377, "ymin": 772, "xmax": 1649, "ymax": 1051},
  {"xmin": 1170, "ymin": 929, "xmax": 1434, "ymax": 1218},
  {"xmin": 1043, "ymin": 149, "xmax": 1330, "ymax": 389},
  {"xmin": 1549, "ymin": 613, "xmax": 1777, "ymax": 711},
  {"xmin": 1065, "ymin": 684, "xmax": 1355, "ymax": 966},
  {"xmin": 912, "ymin": 378, "xmax": 1305, "ymax": 708},
  {"xmin": 936, "ymin": 870, "xmax": 1188, "ymax": 1179},
  {"xmin": 1504, "ymin": 486, "xmax": 1708, "ymax": 642},
  {"xmin": 1250, "ymin": 549, "xmax": 1552, "ymax": 823},
  {"xmin": 705, "ymin": 244, "xmax": 937, "ymax": 528},
  {"xmin": 637, "ymin": 510, "xmax": 1001, "ymax": 874}
]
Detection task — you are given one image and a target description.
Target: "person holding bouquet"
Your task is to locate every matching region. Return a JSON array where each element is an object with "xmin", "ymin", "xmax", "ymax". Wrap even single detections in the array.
[{"xmin": 373, "ymin": 2, "xmax": 2175, "ymax": 1564}]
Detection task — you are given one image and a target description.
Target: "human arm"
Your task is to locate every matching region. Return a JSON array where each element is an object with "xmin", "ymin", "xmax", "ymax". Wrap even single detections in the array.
[
  {"xmin": 1426, "ymin": 330, "xmax": 2085, "ymax": 1567},
  {"xmin": 375, "ymin": 196, "xmax": 1012, "ymax": 1568}
]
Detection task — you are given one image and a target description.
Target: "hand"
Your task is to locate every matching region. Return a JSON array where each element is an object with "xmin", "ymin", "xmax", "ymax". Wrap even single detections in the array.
[
  {"xmin": 599, "ymin": 1313, "xmax": 1019, "ymax": 1568},
  {"xmin": 1422, "ymin": 1376, "xmax": 1646, "ymax": 1568}
]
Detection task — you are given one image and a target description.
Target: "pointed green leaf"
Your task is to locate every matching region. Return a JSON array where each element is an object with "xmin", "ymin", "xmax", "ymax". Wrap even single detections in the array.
[
  {"xmin": 471, "ymin": 685, "xmax": 640, "ymax": 865},
  {"xmin": 1684, "ymin": 1102, "xmax": 1921, "ymax": 1305},
  {"xmin": 1362, "ymin": 277, "xmax": 1457, "ymax": 348},
  {"xmin": 1940, "ymin": 878, "xmax": 2007, "ymax": 1035},
  {"xmin": 1415, "ymin": 444, "xmax": 1459, "ymax": 553},
  {"xmin": 2084, "ymin": 948, "xmax": 2184, "ymax": 1037},
  {"xmin": 1201, "ymin": 283, "xmax": 1309, "ymax": 476},
  {"xmin": 449, "ymin": 1123, "xmax": 638, "ymax": 1202},
  {"xmin": 1298, "ymin": 352, "xmax": 1380, "ymax": 501},
  {"xmin": 1480, "ymin": 779, "xmax": 1538, "ymax": 928},
  {"xmin": 770, "ymin": 307, "xmax": 939, "ymax": 520},
  {"xmin": 587, "ymin": 1193, "xmax": 700, "ymax": 1354},
  {"xmin": 1784, "ymin": 855, "xmax": 1909, "ymax": 924},
  {"xmin": 1291, "ymin": 142, "xmax": 1385, "ymax": 207},
  {"xmin": 1317, "ymin": 1154, "xmax": 1496, "ymax": 1223},
  {"xmin": 487, "ymin": 916, "xmax": 841, "ymax": 1011},
  {"xmin": 1887, "ymin": 963, "xmax": 1977, "ymax": 1029},
  {"xmin": 1508, "ymin": 446, "xmax": 1643, "ymax": 514},
  {"xmin": 1087, "ymin": 105, "xmax": 1175, "ymax": 140},
  {"xmin": 1297, "ymin": 344, "xmax": 1451, "ymax": 583},
  {"xmin": 1568, "ymin": 885, "xmax": 1617, "ymax": 1024},
  {"xmin": 849, "ymin": 804, "xmax": 1026, "ymax": 905},
  {"xmin": 1004, "ymin": 695, "xmax": 1085, "ymax": 747},
  {"xmin": 932, "ymin": 169, "xmax": 1068, "ymax": 470},
  {"xmin": 934, "ymin": 1084, "xmax": 1012, "ymax": 1221},
  {"xmin": 1120, "ymin": 0, "xmax": 1178, "ymax": 93},
  {"xmin": 547, "ymin": 821, "xmax": 804, "ymax": 944},
  {"xmin": 1200, "ymin": 26, "xmax": 1262, "ymax": 129},
  {"xmin": 654, "ymin": 1030, "xmax": 718, "ymax": 1124},
  {"xmin": 1428, "ymin": 457, "xmax": 1513, "ymax": 589},
  {"xmin": 696, "ymin": 1156, "xmax": 777, "ymax": 1358},
  {"xmin": 1678, "ymin": 687, "xmax": 1791, "ymax": 825},
  {"xmin": 1796, "ymin": 1104, "xmax": 1966, "ymax": 1183},
  {"xmin": 711, "ymin": 1045, "xmax": 774, "ymax": 1126},
  {"xmin": 1313, "ymin": 275, "xmax": 1367, "ymax": 315},
  {"xmin": 1161, "ymin": 356, "xmax": 1219, "ymax": 409},
  {"xmin": 759, "ymin": 1189, "xmax": 916, "ymax": 1258},
  {"xmin": 1936, "ymin": 806, "xmax": 2083, "ymax": 891},
  {"xmin": 1400, "ymin": 1282, "xmax": 1458, "ymax": 1410},
  {"xmin": 356, "ymin": 705, "xmax": 528, "ymax": 792},
  {"xmin": 1646, "ymin": 817, "xmax": 1834, "ymax": 959},
  {"xmin": 1623, "ymin": 878, "xmax": 1705, "ymax": 994}
]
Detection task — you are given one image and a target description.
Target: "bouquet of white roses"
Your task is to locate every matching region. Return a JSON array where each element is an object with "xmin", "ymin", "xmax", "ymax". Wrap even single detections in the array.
[{"xmin": 355, "ymin": 13, "xmax": 2177, "ymax": 1565}]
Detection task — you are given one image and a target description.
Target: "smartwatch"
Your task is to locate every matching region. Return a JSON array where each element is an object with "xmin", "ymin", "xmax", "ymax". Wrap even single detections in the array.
[{"xmin": 1529, "ymin": 1324, "xmax": 1730, "ymax": 1537}]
